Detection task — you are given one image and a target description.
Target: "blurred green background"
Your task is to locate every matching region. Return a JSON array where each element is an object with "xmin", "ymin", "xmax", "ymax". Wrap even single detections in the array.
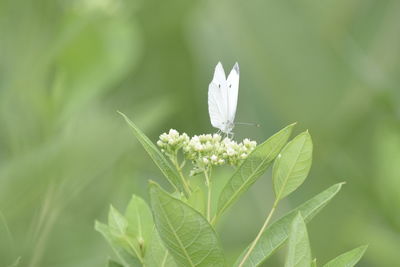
[{"xmin": 1, "ymin": 0, "xmax": 399, "ymax": 266}]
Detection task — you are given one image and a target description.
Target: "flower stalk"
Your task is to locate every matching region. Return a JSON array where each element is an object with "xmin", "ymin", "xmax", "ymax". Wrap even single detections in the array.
[
  {"xmin": 238, "ymin": 199, "xmax": 279, "ymax": 267},
  {"xmin": 170, "ymin": 152, "xmax": 192, "ymax": 196},
  {"xmin": 204, "ymin": 168, "xmax": 212, "ymax": 222},
  {"xmin": 156, "ymin": 129, "xmax": 257, "ymax": 217}
]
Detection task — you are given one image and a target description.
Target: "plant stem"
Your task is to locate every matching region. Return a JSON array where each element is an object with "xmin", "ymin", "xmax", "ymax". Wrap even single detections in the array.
[
  {"xmin": 125, "ymin": 237, "xmax": 144, "ymax": 264},
  {"xmin": 238, "ymin": 199, "xmax": 279, "ymax": 267},
  {"xmin": 204, "ymin": 168, "xmax": 212, "ymax": 222},
  {"xmin": 171, "ymin": 153, "xmax": 191, "ymax": 197},
  {"xmin": 210, "ymin": 214, "xmax": 217, "ymax": 226}
]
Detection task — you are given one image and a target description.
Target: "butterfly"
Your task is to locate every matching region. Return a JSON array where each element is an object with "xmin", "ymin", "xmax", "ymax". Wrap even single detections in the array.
[{"xmin": 208, "ymin": 62, "xmax": 240, "ymax": 136}]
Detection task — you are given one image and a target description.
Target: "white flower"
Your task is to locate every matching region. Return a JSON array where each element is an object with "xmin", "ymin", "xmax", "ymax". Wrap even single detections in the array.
[
  {"xmin": 195, "ymin": 143, "xmax": 203, "ymax": 151},
  {"xmin": 157, "ymin": 129, "xmax": 190, "ymax": 157},
  {"xmin": 169, "ymin": 129, "xmax": 179, "ymax": 137},
  {"xmin": 227, "ymin": 148, "xmax": 235, "ymax": 156},
  {"xmin": 158, "ymin": 129, "xmax": 257, "ymax": 172}
]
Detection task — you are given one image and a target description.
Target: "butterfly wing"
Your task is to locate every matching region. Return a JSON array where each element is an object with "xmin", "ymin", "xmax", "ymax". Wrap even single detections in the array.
[
  {"xmin": 226, "ymin": 62, "xmax": 239, "ymax": 123},
  {"xmin": 208, "ymin": 62, "xmax": 228, "ymax": 130}
]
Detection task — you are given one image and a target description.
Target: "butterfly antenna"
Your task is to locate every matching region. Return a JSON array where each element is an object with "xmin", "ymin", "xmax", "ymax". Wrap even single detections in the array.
[{"xmin": 235, "ymin": 122, "xmax": 261, "ymax": 127}]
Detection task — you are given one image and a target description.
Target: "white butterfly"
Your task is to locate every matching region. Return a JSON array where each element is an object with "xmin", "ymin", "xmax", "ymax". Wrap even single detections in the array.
[{"xmin": 208, "ymin": 62, "xmax": 239, "ymax": 135}]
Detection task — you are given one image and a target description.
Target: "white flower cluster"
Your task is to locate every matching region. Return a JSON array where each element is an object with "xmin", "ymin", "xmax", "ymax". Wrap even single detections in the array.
[
  {"xmin": 157, "ymin": 129, "xmax": 257, "ymax": 174},
  {"xmin": 157, "ymin": 129, "xmax": 189, "ymax": 157},
  {"xmin": 184, "ymin": 134, "xmax": 257, "ymax": 167}
]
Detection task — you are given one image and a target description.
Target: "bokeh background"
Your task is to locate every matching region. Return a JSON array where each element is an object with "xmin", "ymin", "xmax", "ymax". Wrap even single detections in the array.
[{"xmin": 1, "ymin": 0, "xmax": 399, "ymax": 266}]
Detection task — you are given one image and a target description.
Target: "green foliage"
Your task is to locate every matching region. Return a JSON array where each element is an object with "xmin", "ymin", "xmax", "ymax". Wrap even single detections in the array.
[
  {"xmin": 125, "ymin": 196, "xmax": 154, "ymax": 256},
  {"xmin": 215, "ymin": 123, "xmax": 295, "ymax": 223},
  {"xmin": 109, "ymin": 206, "xmax": 129, "ymax": 237},
  {"xmin": 96, "ymin": 198, "xmax": 155, "ymax": 266},
  {"xmin": 119, "ymin": 112, "xmax": 188, "ymax": 196},
  {"xmin": 323, "ymin": 245, "xmax": 368, "ymax": 267},
  {"xmin": 96, "ymin": 119, "xmax": 366, "ymax": 267},
  {"xmin": 185, "ymin": 186, "xmax": 206, "ymax": 216},
  {"xmin": 95, "ymin": 221, "xmax": 141, "ymax": 267},
  {"xmin": 149, "ymin": 182, "xmax": 226, "ymax": 267},
  {"xmin": 273, "ymin": 131, "xmax": 313, "ymax": 201},
  {"xmin": 311, "ymin": 259, "xmax": 317, "ymax": 267},
  {"xmin": 0, "ymin": 0, "xmax": 398, "ymax": 266},
  {"xmin": 233, "ymin": 183, "xmax": 343, "ymax": 266},
  {"xmin": 285, "ymin": 214, "xmax": 311, "ymax": 267},
  {"xmin": 144, "ymin": 230, "xmax": 177, "ymax": 267}
]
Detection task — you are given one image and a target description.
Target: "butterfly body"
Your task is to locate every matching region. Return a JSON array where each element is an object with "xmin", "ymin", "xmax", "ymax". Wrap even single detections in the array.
[{"xmin": 208, "ymin": 62, "xmax": 239, "ymax": 135}]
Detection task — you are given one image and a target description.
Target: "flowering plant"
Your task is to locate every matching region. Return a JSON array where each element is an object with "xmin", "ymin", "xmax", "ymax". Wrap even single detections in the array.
[
  {"xmin": 95, "ymin": 112, "xmax": 367, "ymax": 267},
  {"xmin": 158, "ymin": 129, "xmax": 256, "ymax": 168},
  {"xmin": 156, "ymin": 129, "xmax": 256, "ymax": 221}
]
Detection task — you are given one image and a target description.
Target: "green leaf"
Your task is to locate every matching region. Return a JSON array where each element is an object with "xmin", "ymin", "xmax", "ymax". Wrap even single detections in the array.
[
  {"xmin": 109, "ymin": 205, "xmax": 128, "ymax": 236},
  {"xmin": 95, "ymin": 221, "xmax": 141, "ymax": 267},
  {"xmin": 215, "ymin": 123, "xmax": 295, "ymax": 222},
  {"xmin": 149, "ymin": 182, "xmax": 226, "ymax": 267},
  {"xmin": 311, "ymin": 258, "xmax": 317, "ymax": 267},
  {"xmin": 108, "ymin": 260, "xmax": 124, "ymax": 267},
  {"xmin": 285, "ymin": 213, "xmax": 311, "ymax": 267},
  {"xmin": 323, "ymin": 245, "xmax": 368, "ymax": 267},
  {"xmin": 273, "ymin": 131, "xmax": 313, "ymax": 201},
  {"xmin": 234, "ymin": 183, "xmax": 343, "ymax": 267},
  {"xmin": 118, "ymin": 111, "xmax": 186, "ymax": 196},
  {"xmin": 145, "ymin": 229, "xmax": 177, "ymax": 267},
  {"xmin": 125, "ymin": 195, "xmax": 153, "ymax": 256},
  {"xmin": 184, "ymin": 186, "xmax": 206, "ymax": 215}
]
